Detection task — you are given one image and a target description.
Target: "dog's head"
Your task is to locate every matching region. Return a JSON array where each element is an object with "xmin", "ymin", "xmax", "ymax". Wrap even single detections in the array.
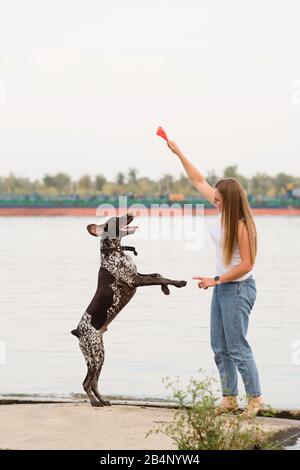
[{"xmin": 87, "ymin": 212, "xmax": 138, "ymax": 240}]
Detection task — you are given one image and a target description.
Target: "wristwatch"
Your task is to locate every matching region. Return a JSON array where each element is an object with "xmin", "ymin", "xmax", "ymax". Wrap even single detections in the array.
[{"xmin": 214, "ymin": 276, "xmax": 221, "ymax": 285}]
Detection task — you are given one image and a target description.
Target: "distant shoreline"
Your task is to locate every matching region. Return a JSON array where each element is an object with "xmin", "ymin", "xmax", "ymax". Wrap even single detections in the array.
[{"xmin": 0, "ymin": 207, "xmax": 300, "ymax": 216}]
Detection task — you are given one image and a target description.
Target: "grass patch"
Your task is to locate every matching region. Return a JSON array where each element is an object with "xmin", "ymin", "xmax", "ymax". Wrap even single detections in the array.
[{"xmin": 147, "ymin": 371, "xmax": 282, "ymax": 450}]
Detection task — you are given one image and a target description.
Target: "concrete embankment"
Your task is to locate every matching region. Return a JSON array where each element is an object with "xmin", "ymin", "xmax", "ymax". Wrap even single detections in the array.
[{"xmin": 1, "ymin": 397, "xmax": 300, "ymax": 450}]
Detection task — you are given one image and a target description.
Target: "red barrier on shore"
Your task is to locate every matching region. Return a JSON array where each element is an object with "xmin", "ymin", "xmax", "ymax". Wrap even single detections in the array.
[{"xmin": 0, "ymin": 207, "xmax": 300, "ymax": 216}]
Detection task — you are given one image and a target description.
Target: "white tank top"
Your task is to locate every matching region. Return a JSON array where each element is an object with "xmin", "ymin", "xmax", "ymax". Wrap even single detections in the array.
[{"xmin": 209, "ymin": 213, "xmax": 253, "ymax": 281}]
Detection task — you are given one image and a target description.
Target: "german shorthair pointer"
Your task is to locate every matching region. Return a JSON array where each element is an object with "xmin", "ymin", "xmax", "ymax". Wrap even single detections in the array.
[{"xmin": 71, "ymin": 213, "xmax": 187, "ymax": 407}]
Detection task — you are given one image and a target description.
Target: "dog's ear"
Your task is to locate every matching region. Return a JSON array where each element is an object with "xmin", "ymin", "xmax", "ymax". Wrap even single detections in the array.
[{"xmin": 87, "ymin": 224, "xmax": 105, "ymax": 237}]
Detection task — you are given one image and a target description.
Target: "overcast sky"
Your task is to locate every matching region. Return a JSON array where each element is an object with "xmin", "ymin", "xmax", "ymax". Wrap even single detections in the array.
[{"xmin": 1, "ymin": 0, "xmax": 300, "ymax": 181}]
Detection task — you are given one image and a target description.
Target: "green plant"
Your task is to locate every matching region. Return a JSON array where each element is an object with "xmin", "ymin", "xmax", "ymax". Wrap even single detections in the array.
[{"xmin": 147, "ymin": 371, "xmax": 280, "ymax": 450}]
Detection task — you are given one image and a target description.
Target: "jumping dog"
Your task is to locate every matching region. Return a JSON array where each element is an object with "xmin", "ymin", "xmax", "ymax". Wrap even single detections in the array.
[{"xmin": 71, "ymin": 213, "xmax": 187, "ymax": 407}]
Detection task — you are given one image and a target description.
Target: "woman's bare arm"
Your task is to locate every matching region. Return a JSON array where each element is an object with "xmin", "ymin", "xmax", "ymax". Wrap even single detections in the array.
[
  {"xmin": 167, "ymin": 140, "xmax": 216, "ymax": 205},
  {"xmin": 219, "ymin": 222, "xmax": 254, "ymax": 283}
]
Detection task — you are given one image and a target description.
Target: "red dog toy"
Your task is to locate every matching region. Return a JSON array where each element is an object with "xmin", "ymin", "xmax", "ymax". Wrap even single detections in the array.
[{"xmin": 156, "ymin": 126, "xmax": 169, "ymax": 142}]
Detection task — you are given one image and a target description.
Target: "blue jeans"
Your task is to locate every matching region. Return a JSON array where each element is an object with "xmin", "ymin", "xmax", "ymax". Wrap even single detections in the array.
[{"xmin": 210, "ymin": 275, "xmax": 261, "ymax": 397}]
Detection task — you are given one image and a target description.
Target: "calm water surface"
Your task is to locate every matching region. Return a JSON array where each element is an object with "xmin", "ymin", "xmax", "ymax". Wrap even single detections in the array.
[{"xmin": 0, "ymin": 216, "xmax": 300, "ymax": 408}]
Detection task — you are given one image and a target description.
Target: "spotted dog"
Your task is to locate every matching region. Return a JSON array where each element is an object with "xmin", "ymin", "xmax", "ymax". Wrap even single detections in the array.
[{"xmin": 71, "ymin": 213, "xmax": 187, "ymax": 407}]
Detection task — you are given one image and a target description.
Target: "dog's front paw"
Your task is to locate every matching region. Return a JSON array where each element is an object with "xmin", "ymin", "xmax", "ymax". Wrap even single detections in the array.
[
  {"xmin": 161, "ymin": 285, "xmax": 170, "ymax": 295},
  {"xmin": 176, "ymin": 280, "xmax": 187, "ymax": 288}
]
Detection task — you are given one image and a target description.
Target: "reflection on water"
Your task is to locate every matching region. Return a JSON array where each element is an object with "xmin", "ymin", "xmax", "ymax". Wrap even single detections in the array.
[
  {"xmin": 0, "ymin": 215, "xmax": 300, "ymax": 408},
  {"xmin": 285, "ymin": 437, "xmax": 300, "ymax": 450}
]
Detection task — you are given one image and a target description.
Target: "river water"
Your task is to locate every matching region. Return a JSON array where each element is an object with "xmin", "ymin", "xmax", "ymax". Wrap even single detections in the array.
[{"xmin": 0, "ymin": 215, "xmax": 300, "ymax": 408}]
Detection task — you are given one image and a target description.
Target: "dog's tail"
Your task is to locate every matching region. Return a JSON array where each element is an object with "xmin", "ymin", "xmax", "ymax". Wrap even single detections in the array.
[{"xmin": 71, "ymin": 329, "xmax": 80, "ymax": 338}]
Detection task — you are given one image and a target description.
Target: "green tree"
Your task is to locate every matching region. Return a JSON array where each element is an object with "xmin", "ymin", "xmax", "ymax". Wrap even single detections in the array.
[
  {"xmin": 273, "ymin": 172, "xmax": 294, "ymax": 196},
  {"xmin": 116, "ymin": 172, "xmax": 126, "ymax": 186},
  {"xmin": 127, "ymin": 168, "xmax": 138, "ymax": 184},
  {"xmin": 223, "ymin": 165, "xmax": 249, "ymax": 191},
  {"xmin": 223, "ymin": 164, "xmax": 239, "ymax": 178},
  {"xmin": 78, "ymin": 175, "xmax": 93, "ymax": 194},
  {"xmin": 43, "ymin": 172, "xmax": 71, "ymax": 193},
  {"xmin": 206, "ymin": 169, "xmax": 220, "ymax": 186},
  {"xmin": 0, "ymin": 173, "xmax": 33, "ymax": 194},
  {"xmin": 251, "ymin": 173, "xmax": 275, "ymax": 197},
  {"xmin": 95, "ymin": 174, "xmax": 106, "ymax": 192},
  {"xmin": 159, "ymin": 174, "xmax": 174, "ymax": 193}
]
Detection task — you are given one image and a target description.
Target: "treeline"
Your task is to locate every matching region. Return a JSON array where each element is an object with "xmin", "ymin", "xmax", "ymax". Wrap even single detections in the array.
[{"xmin": 0, "ymin": 165, "xmax": 299, "ymax": 198}]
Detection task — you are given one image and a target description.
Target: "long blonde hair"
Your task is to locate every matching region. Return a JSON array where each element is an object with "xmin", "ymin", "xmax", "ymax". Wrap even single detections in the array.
[{"xmin": 214, "ymin": 177, "xmax": 257, "ymax": 267}]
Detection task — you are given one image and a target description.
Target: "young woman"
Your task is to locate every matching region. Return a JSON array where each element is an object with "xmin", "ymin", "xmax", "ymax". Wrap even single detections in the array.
[{"xmin": 167, "ymin": 140, "xmax": 263, "ymax": 417}]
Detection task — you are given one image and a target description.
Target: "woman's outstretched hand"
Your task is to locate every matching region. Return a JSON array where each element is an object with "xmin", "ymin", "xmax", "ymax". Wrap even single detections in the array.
[
  {"xmin": 167, "ymin": 140, "xmax": 183, "ymax": 158},
  {"xmin": 193, "ymin": 276, "xmax": 216, "ymax": 289}
]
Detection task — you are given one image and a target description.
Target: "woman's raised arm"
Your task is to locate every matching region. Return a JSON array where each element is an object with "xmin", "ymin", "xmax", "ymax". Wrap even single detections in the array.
[{"xmin": 167, "ymin": 140, "xmax": 216, "ymax": 206}]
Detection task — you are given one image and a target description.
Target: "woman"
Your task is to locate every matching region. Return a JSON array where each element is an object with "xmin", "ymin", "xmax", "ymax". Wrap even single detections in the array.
[{"xmin": 167, "ymin": 140, "xmax": 263, "ymax": 417}]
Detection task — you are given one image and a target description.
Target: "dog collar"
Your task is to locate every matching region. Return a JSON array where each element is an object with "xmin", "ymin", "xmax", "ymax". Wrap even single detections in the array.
[
  {"xmin": 101, "ymin": 246, "xmax": 138, "ymax": 256},
  {"xmin": 122, "ymin": 246, "xmax": 138, "ymax": 256}
]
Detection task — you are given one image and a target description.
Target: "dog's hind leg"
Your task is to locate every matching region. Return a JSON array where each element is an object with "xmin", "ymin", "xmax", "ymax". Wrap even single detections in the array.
[
  {"xmin": 79, "ymin": 331, "xmax": 107, "ymax": 407},
  {"xmin": 80, "ymin": 330, "xmax": 110, "ymax": 407},
  {"xmin": 91, "ymin": 335, "xmax": 111, "ymax": 406},
  {"xmin": 82, "ymin": 366, "xmax": 102, "ymax": 407},
  {"xmin": 91, "ymin": 367, "xmax": 111, "ymax": 406}
]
